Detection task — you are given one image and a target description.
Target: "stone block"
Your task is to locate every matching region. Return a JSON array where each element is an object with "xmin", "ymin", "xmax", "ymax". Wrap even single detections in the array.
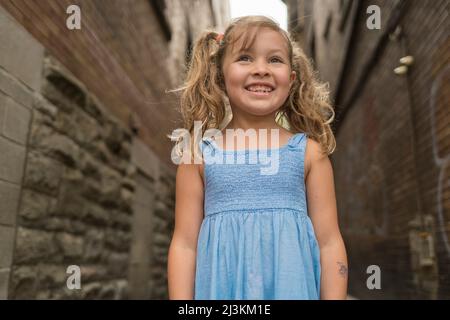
[
  {"xmin": 23, "ymin": 151, "xmax": 63, "ymax": 195},
  {"xmin": 80, "ymin": 282, "xmax": 102, "ymax": 299},
  {"xmin": 0, "ymin": 6, "xmax": 44, "ymax": 91},
  {"xmin": 55, "ymin": 232, "xmax": 84, "ymax": 259},
  {"xmin": 1, "ymin": 94, "xmax": 31, "ymax": 145},
  {"xmin": 0, "ymin": 136, "xmax": 26, "ymax": 183},
  {"xmin": 41, "ymin": 74, "xmax": 86, "ymax": 114},
  {"xmin": 8, "ymin": 265, "xmax": 38, "ymax": 299},
  {"xmin": 30, "ymin": 123, "xmax": 80, "ymax": 166},
  {"xmin": 36, "ymin": 264, "xmax": 67, "ymax": 289},
  {"xmin": 14, "ymin": 227, "xmax": 58, "ymax": 264},
  {"xmin": 0, "ymin": 69, "xmax": 34, "ymax": 109},
  {"xmin": 18, "ymin": 189, "xmax": 51, "ymax": 221},
  {"xmin": 0, "ymin": 225, "xmax": 15, "ymax": 268},
  {"xmin": 83, "ymin": 229, "xmax": 105, "ymax": 262},
  {"xmin": 0, "ymin": 180, "xmax": 20, "ymax": 225},
  {"xmin": 0, "ymin": 268, "xmax": 10, "ymax": 299}
]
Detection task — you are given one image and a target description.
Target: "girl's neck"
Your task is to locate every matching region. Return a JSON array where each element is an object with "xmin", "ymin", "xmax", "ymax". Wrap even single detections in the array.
[{"xmin": 225, "ymin": 117, "xmax": 281, "ymax": 132}]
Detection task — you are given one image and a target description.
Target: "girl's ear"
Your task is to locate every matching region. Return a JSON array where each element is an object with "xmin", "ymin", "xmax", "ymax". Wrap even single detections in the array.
[{"xmin": 290, "ymin": 71, "xmax": 297, "ymax": 87}]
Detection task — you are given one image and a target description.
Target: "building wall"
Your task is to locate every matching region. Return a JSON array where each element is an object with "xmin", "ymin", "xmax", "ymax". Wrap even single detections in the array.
[
  {"xmin": 0, "ymin": 1, "xmax": 229, "ymax": 299},
  {"xmin": 166, "ymin": 0, "xmax": 230, "ymax": 84},
  {"xmin": 9, "ymin": 54, "xmax": 135, "ymax": 299},
  {"xmin": 288, "ymin": 0, "xmax": 449, "ymax": 299},
  {"xmin": 286, "ymin": 0, "xmax": 359, "ymax": 98},
  {"xmin": 0, "ymin": 6, "xmax": 41, "ymax": 299},
  {"xmin": 0, "ymin": 0, "xmax": 229, "ymax": 167}
]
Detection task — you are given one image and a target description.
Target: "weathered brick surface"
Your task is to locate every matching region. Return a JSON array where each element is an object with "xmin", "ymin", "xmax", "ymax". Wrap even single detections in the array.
[{"xmin": 291, "ymin": 0, "xmax": 449, "ymax": 299}]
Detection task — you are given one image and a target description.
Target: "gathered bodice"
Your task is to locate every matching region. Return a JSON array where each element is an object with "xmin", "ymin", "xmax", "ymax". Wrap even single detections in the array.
[{"xmin": 201, "ymin": 133, "xmax": 308, "ymax": 216}]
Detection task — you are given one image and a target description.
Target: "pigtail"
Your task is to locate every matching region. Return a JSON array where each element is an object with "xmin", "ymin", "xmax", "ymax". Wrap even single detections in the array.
[
  {"xmin": 281, "ymin": 41, "xmax": 336, "ymax": 155},
  {"xmin": 171, "ymin": 31, "xmax": 227, "ymax": 163}
]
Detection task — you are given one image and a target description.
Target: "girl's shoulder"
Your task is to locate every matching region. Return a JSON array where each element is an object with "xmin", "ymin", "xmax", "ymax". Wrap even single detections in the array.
[{"xmin": 304, "ymin": 137, "xmax": 328, "ymax": 180}]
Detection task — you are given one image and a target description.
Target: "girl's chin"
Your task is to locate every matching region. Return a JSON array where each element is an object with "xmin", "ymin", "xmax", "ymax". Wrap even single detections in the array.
[{"xmin": 242, "ymin": 105, "xmax": 281, "ymax": 116}]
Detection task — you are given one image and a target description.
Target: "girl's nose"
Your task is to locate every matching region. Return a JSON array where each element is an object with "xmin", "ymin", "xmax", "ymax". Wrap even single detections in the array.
[{"xmin": 251, "ymin": 60, "xmax": 270, "ymax": 77}]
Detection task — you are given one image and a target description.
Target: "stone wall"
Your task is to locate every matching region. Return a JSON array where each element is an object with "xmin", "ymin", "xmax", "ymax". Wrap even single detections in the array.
[
  {"xmin": 8, "ymin": 54, "xmax": 135, "ymax": 299},
  {"xmin": 2, "ymin": 50, "xmax": 177, "ymax": 300},
  {"xmin": 1, "ymin": 1, "xmax": 227, "ymax": 300},
  {"xmin": 0, "ymin": 5, "xmax": 175, "ymax": 299}
]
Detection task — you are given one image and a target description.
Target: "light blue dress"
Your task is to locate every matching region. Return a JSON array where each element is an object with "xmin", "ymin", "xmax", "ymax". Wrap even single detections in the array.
[{"xmin": 195, "ymin": 132, "xmax": 321, "ymax": 300}]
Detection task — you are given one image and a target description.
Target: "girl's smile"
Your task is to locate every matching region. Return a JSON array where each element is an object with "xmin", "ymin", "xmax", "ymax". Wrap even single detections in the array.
[
  {"xmin": 245, "ymin": 81, "xmax": 275, "ymax": 97},
  {"xmin": 245, "ymin": 89, "xmax": 273, "ymax": 97}
]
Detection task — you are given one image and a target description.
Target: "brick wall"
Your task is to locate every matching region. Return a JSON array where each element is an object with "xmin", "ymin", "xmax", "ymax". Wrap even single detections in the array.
[{"xmin": 289, "ymin": 0, "xmax": 449, "ymax": 299}]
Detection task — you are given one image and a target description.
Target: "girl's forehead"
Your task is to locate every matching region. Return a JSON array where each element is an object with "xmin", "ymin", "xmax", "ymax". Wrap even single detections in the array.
[{"xmin": 227, "ymin": 27, "xmax": 289, "ymax": 55}]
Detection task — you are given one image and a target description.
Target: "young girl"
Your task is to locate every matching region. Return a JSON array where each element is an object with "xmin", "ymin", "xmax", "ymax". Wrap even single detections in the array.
[{"xmin": 167, "ymin": 16, "xmax": 348, "ymax": 300}]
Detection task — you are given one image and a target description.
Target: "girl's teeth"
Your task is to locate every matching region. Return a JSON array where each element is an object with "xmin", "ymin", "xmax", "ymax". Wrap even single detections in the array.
[{"xmin": 247, "ymin": 86, "xmax": 272, "ymax": 92}]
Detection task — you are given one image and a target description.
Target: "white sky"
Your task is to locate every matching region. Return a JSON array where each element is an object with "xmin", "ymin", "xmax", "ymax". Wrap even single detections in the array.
[{"xmin": 228, "ymin": 0, "xmax": 288, "ymax": 31}]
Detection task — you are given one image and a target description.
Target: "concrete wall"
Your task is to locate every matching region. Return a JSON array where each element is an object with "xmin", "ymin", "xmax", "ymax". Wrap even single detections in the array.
[{"xmin": 0, "ymin": 5, "xmax": 43, "ymax": 299}]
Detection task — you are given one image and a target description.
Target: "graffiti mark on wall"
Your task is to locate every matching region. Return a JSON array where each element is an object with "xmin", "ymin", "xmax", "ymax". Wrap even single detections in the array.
[{"xmin": 429, "ymin": 65, "xmax": 450, "ymax": 256}]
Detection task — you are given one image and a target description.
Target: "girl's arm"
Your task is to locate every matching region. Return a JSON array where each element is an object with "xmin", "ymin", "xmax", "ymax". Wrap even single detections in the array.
[
  {"xmin": 305, "ymin": 139, "xmax": 348, "ymax": 300},
  {"xmin": 167, "ymin": 163, "xmax": 204, "ymax": 299}
]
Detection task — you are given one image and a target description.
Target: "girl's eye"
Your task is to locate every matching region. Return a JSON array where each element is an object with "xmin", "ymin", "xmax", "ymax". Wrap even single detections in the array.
[
  {"xmin": 270, "ymin": 57, "xmax": 283, "ymax": 63},
  {"xmin": 237, "ymin": 55, "xmax": 251, "ymax": 62},
  {"xmin": 237, "ymin": 55, "xmax": 283, "ymax": 63}
]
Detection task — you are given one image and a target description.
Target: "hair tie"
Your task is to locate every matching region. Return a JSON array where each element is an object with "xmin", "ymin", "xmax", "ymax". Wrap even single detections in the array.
[{"xmin": 215, "ymin": 33, "xmax": 224, "ymax": 45}]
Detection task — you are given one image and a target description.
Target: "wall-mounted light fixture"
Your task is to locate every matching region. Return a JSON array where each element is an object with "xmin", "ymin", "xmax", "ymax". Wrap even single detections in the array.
[
  {"xmin": 400, "ymin": 55, "xmax": 414, "ymax": 66},
  {"xmin": 394, "ymin": 65, "xmax": 408, "ymax": 75},
  {"xmin": 394, "ymin": 55, "xmax": 415, "ymax": 76}
]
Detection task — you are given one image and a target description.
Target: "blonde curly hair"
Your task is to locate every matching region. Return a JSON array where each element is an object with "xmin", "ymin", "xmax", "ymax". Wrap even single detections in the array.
[{"xmin": 170, "ymin": 15, "xmax": 335, "ymax": 162}]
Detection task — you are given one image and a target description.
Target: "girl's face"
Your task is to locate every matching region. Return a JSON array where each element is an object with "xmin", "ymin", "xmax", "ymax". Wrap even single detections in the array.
[{"xmin": 222, "ymin": 27, "xmax": 296, "ymax": 118}]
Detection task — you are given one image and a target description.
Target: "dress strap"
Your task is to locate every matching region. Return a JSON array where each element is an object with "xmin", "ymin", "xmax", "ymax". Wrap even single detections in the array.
[
  {"xmin": 200, "ymin": 136, "xmax": 219, "ymax": 160},
  {"xmin": 201, "ymin": 136, "xmax": 213, "ymax": 151},
  {"xmin": 287, "ymin": 132, "xmax": 307, "ymax": 151}
]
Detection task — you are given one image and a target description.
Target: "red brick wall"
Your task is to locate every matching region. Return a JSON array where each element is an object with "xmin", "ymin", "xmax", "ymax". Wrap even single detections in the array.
[
  {"xmin": 291, "ymin": 0, "xmax": 449, "ymax": 299},
  {"xmin": 334, "ymin": 0, "xmax": 449, "ymax": 299},
  {"xmin": 336, "ymin": 0, "xmax": 398, "ymax": 110}
]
